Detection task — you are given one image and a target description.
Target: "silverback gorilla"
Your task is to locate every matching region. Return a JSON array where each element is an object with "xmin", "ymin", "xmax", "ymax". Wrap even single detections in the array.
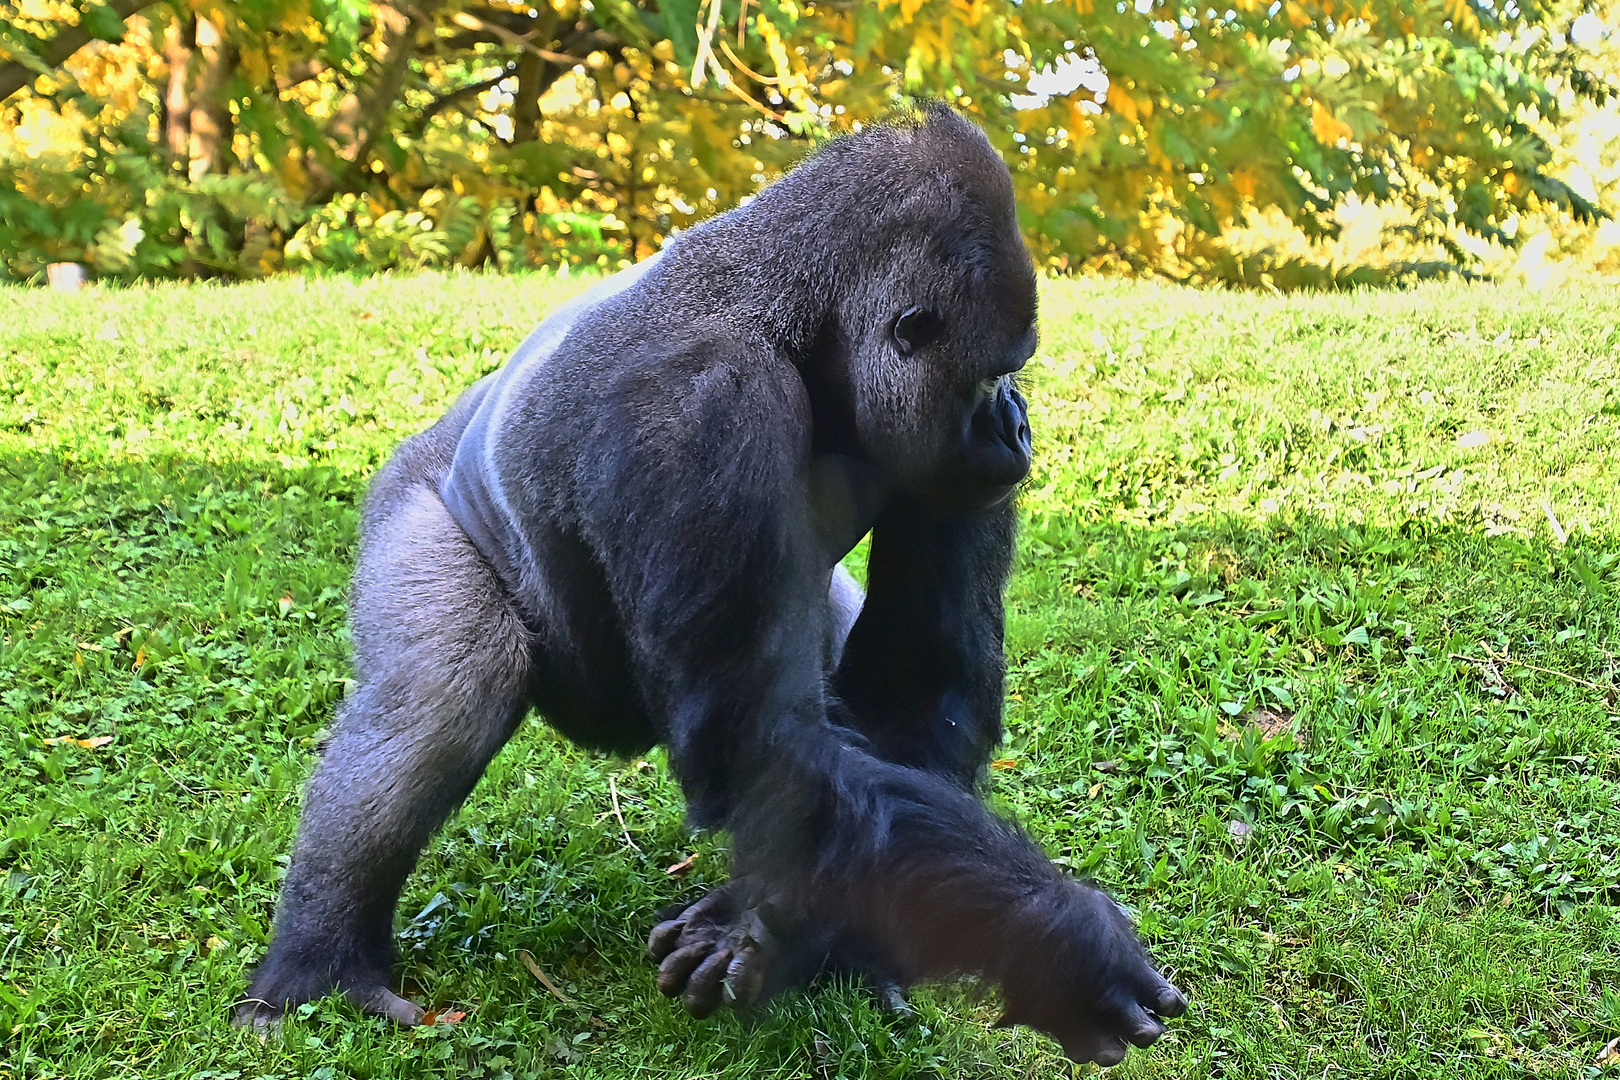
[{"xmin": 238, "ymin": 106, "xmax": 1185, "ymax": 1066}]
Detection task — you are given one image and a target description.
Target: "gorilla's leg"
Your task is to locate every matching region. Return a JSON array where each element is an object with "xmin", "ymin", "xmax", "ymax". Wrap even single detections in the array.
[{"xmin": 238, "ymin": 468, "xmax": 532, "ymax": 1026}]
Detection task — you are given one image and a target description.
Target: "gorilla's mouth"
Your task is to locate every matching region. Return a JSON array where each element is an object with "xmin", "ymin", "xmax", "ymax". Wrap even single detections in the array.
[{"xmin": 959, "ymin": 377, "xmax": 1032, "ymax": 492}]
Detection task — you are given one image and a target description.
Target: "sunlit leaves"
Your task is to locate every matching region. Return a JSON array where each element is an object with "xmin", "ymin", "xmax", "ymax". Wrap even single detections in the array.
[{"xmin": 0, "ymin": 0, "xmax": 1612, "ymax": 283}]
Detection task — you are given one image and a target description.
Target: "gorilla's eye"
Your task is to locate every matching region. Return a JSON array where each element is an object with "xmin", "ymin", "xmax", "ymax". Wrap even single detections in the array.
[{"xmin": 892, "ymin": 307, "xmax": 944, "ymax": 355}]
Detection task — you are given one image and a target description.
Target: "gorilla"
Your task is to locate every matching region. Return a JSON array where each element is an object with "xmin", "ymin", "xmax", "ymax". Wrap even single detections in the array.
[{"xmin": 238, "ymin": 105, "xmax": 1185, "ymax": 1066}]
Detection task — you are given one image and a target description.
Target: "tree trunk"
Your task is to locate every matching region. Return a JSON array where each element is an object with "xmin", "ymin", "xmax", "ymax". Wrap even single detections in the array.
[
  {"xmin": 315, "ymin": 3, "xmax": 417, "ymax": 200},
  {"xmin": 511, "ymin": 50, "xmax": 546, "ymax": 144},
  {"xmin": 188, "ymin": 13, "xmax": 239, "ymax": 178},
  {"xmin": 162, "ymin": 15, "xmax": 193, "ymax": 168}
]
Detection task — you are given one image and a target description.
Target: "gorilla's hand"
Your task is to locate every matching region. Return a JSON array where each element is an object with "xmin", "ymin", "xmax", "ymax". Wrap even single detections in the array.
[{"xmin": 647, "ymin": 882, "xmax": 777, "ymax": 1018}]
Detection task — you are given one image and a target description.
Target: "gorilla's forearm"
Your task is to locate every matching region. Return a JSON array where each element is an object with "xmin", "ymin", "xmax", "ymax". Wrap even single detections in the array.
[{"xmin": 833, "ymin": 498, "xmax": 1016, "ymax": 785}]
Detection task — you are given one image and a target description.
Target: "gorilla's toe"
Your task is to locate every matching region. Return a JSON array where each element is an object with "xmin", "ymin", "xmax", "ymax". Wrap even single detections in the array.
[
  {"xmin": 359, "ymin": 986, "xmax": 425, "ymax": 1025},
  {"xmin": 231, "ymin": 999, "xmax": 282, "ymax": 1031},
  {"xmin": 1153, "ymin": 981, "xmax": 1188, "ymax": 1018}
]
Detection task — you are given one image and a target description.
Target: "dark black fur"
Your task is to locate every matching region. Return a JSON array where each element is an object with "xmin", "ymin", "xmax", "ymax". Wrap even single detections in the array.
[{"xmin": 238, "ymin": 106, "xmax": 1184, "ymax": 1065}]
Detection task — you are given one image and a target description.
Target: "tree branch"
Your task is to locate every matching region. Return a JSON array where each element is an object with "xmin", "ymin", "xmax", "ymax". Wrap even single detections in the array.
[
  {"xmin": 432, "ymin": 7, "xmax": 577, "ymax": 64},
  {"xmin": 406, "ymin": 72, "xmax": 506, "ymax": 136},
  {"xmin": 0, "ymin": 0, "xmax": 159, "ymax": 102}
]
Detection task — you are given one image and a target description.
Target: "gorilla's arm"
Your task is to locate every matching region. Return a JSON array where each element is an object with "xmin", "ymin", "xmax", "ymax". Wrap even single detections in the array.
[
  {"xmin": 608, "ymin": 343, "xmax": 1182, "ymax": 1065},
  {"xmin": 831, "ymin": 496, "xmax": 1015, "ymax": 785}
]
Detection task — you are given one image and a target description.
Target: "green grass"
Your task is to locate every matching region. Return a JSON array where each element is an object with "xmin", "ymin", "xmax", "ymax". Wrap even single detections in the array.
[{"xmin": 2, "ymin": 274, "xmax": 1618, "ymax": 1080}]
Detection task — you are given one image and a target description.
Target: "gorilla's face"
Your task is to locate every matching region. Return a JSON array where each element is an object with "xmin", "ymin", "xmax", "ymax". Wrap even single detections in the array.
[{"xmin": 850, "ymin": 221, "xmax": 1039, "ymax": 510}]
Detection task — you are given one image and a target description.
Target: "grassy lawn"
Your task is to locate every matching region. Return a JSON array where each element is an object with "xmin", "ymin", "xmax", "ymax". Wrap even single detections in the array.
[{"xmin": 2, "ymin": 274, "xmax": 1618, "ymax": 1080}]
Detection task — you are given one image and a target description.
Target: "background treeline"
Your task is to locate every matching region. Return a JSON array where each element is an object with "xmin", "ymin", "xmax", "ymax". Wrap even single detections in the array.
[{"xmin": 1, "ymin": 0, "xmax": 1617, "ymax": 286}]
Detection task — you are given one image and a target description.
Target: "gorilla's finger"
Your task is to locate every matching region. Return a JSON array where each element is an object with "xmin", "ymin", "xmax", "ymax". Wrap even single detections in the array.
[
  {"xmin": 723, "ymin": 946, "xmax": 765, "ymax": 1008},
  {"xmin": 647, "ymin": 917, "xmax": 687, "ymax": 960},
  {"xmin": 682, "ymin": 949, "xmax": 734, "ymax": 1018},
  {"xmin": 875, "ymin": 980, "xmax": 913, "ymax": 1016},
  {"xmin": 681, "ymin": 888, "xmax": 736, "ymax": 925},
  {"xmin": 1116, "ymin": 1002, "xmax": 1167, "ymax": 1048},
  {"xmin": 1061, "ymin": 1033, "xmax": 1129, "ymax": 1067},
  {"xmin": 1090, "ymin": 1039, "xmax": 1129, "ymax": 1068},
  {"xmin": 1152, "ymin": 981, "xmax": 1188, "ymax": 1018},
  {"xmin": 656, "ymin": 943, "xmax": 711, "ymax": 996},
  {"xmin": 653, "ymin": 900, "xmax": 694, "ymax": 924}
]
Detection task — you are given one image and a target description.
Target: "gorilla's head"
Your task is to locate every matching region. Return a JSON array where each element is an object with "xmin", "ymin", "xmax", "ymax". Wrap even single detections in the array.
[
  {"xmin": 746, "ymin": 105, "xmax": 1039, "ymax": 512},
  {"xmin": 837, "ymin": 107, "xmax": 1038, "ymax": 510}
]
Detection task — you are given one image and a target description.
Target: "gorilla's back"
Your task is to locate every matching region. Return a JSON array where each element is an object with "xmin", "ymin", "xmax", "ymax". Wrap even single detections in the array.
[{"xmin": 437, "ymin": 255, "xmax": 664, "ymax": 612}]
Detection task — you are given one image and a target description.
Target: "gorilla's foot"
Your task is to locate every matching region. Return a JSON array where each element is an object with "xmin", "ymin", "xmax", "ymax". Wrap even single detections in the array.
[
  {"xmin": 1038, "ymin": 974, "xmax": 1187, "ymax": 1067},
  {"xmin": 647, "ymin": 883, "xmax": 777, "ymax": 1018},
  {"xmin": 235, "ymin": 944, "xmax": 425, "ymax": 1029},
  {"xmin": 357, "ymin": 986, "xmax": 427, "ymax": 1025},
  {"xmin": 997, "ymin": 889, "xmax": 1189, "ymax": 1067},
  {"xmin": 232, "ymin": 984, "xmax": 424, "ymax": 1029}
]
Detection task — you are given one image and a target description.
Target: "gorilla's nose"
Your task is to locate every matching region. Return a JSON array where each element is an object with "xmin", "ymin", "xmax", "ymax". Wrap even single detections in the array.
[{"xmin": 991, "ymin": 381, "xmax": 1032, "ymax": 459}]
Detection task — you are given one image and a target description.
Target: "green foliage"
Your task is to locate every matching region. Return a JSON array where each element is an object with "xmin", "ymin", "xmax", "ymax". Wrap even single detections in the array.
[
  {"xmin": 0, "ymin": 0, "xmax": 1614, "ymax": 284},
  {"xmin": 1, "ymin": 274, "xmax": 1618, "ymax": 1076}
]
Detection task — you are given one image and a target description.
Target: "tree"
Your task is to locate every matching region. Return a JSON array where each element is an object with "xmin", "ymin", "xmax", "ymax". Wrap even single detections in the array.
[{"xmin": 1, "ymin": 0, "xmax": 1612, "ymax": 283}]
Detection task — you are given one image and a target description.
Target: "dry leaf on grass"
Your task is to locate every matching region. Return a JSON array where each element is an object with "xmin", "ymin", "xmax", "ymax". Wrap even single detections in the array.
[
  {"xmin": 421, "ymin": 1008, "xmax": 466, "ymax": 1026},
  {"xmin": 1221, "ymin": 709, "xmax": 1295, "ymax": 741},
  {"xmin": 989, "ymin": 758, "xmax": 1018, "ymax": 770},
  {"xmin": 1247, "ymin": 709, "xmax": 1294, "ymax": 739},
  {"xmin": 44, "ymin": 735, "xmax": 113, "ymax": 749},
  {"xmin": 1597, "ymin": 1037, "xmax": 1620, "ymax": 1068},
  {"xmin": 665, "ymin": 853, "xmax": 697, "ymax": 875},
  {"xmin": 518, "ymin": 949, "xmax": 571, "ymax": 1003}
]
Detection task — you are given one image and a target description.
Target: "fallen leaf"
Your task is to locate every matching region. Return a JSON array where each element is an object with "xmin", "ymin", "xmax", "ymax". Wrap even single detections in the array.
[
  {"xmin": 132, "ymin": 646, "xmax": 147, "ymax": 669},
  {"xmin": 518, "ymin": 949, "xmax": 571, "ymax": 1003},
  {"xmin": 1094, "ymin": 760, "xmax": 1120, "ymax": 773},
  {"xmin": 1088, "ymin": 782, "xmax": 1104, "ymax": 798},
  {"xmin": 1228, "ymin": 820, "xmax": 1253, "ymax": 840},
  {"xmin": 1457, "ymin": 430, "xmax": 1490, "ymax": 449},
  {"xmin": 44, "ymin": 735, "xmax": 113, "ymax": 749},
  {"xmin": 989, "ymin": 758, "xmax": 1018, "ymax": 770},
  {"xmin": 665, "ymin": 853, "xmax": 697, "ymax": 876},
  {"xmin": 421, "ymin": 1008, "xmax": 466, "ymax": 1026},
  {"xmin": 1598, "ymin": 1037, "xmax": 1620, "ymax": 1068}
]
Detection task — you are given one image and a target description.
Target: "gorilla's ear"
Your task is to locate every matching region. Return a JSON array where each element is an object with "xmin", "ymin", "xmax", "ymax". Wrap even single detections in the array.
[{"xmin": 892, "ymin": 306, "xmax": 944, "ymax": 354}]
